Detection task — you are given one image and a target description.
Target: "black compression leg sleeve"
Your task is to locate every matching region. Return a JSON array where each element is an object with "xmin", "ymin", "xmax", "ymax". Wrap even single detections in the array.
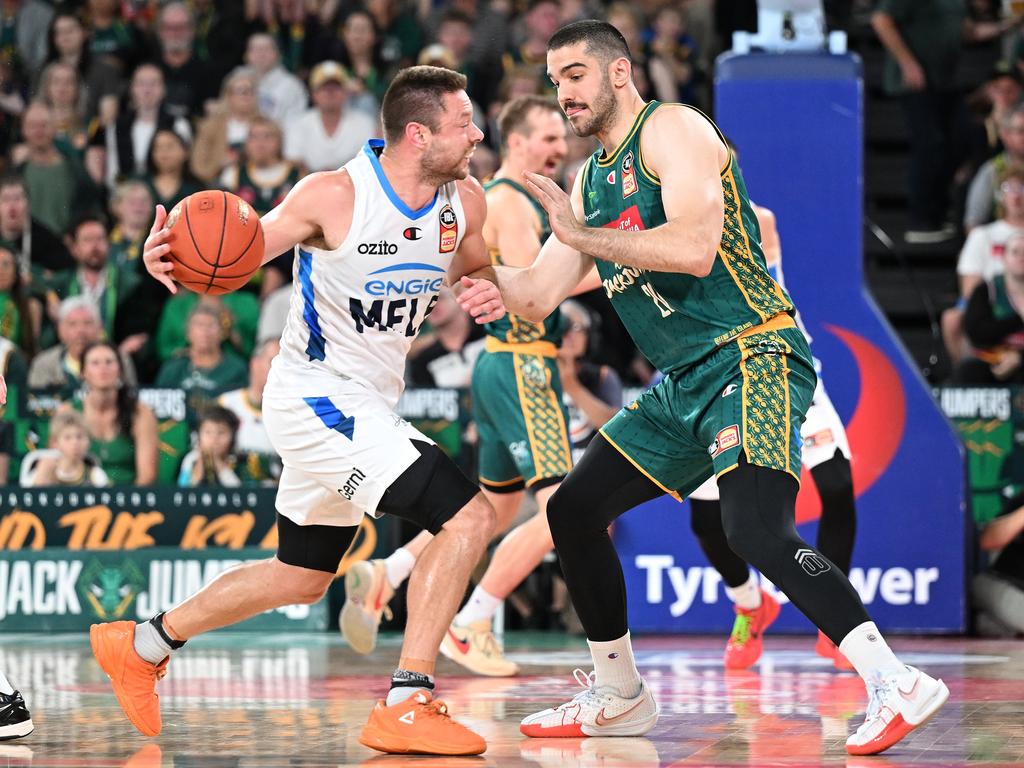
[
  {"xmin": 546, "ymin": 435, "xmax": 663, "ymax": 641},
  {"xmin": 718, "ymin": 453, "xmax": 869, "ymax": 645},
  {"xmin": 811, "ymin": 452, "xmax": 857, "ymax": 574},
  {"xmin": 690, "ymin": 498, "xmax": 751, "ymax": 588}
]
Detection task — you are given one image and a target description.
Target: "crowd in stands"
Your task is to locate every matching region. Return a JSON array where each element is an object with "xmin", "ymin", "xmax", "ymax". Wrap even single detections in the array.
[{"xmin": 0, "ymin": 0, "xmax": 728, "ymax": 491}]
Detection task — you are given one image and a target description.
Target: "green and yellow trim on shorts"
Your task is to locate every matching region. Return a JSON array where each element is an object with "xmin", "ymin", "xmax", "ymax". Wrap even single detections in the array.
[
  {"xmin": 472, "ymin": 339, "xmax": 573, "ymax": 493},
  {"xmin": 594, "ymin": 313, "xmax": 812, "ymax": 501}
]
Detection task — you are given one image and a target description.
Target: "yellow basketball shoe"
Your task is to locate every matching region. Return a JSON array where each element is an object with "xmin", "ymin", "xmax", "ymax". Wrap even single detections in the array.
[
  {"xmin": 340, "ymin": 559, "xmax": 395, "ymax": 654},
  {"xmin": 439, "ymin": 619, "xmax": 519, "ymax": 677}
]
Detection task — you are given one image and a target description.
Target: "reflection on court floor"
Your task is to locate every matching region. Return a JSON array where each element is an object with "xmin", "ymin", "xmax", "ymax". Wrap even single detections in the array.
[{"xmin": 1, "ymin": 633, "xmax": 1021, "ymax": 767}]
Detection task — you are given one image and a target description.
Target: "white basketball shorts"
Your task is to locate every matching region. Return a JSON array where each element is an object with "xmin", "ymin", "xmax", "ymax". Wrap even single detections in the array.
[{"xmin": 263, "ymin": 368, "xmax": 432, "ymax": 528}]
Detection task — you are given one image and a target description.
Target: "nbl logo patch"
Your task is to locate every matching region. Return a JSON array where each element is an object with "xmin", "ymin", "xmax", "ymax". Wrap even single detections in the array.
[
  {"xmin": 621, "ymin": 151, "xmax": 637, "ymax": 198},
  {"xmin": 439, "ymin": 204, "xmax": 458, "ymax": 253}
]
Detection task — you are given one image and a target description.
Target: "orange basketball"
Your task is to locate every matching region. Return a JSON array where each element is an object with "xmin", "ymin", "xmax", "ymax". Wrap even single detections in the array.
[{"xmin": 165, "ymin": 190, "xmax": 265, "ymax": 295}]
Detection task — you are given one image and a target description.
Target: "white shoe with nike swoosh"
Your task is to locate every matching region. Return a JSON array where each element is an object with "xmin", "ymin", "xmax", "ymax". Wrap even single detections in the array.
[
  {"xmin": 439, "ymin": 619, "xmax": 518, "ymax": 676},
  {"xmin": 520, "ymin": 669, "xmax": 659, "ymax": 737},
  {"xmin": 846, "ymin": 665, "xmax": 949, "ymax": 755},
  {"xmin": 340, "ymin": 559, "xmax": 395, "ymax": 654}
]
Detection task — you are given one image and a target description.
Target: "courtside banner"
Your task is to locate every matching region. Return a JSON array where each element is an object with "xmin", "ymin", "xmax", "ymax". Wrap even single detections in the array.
[
  {"xmin": 0, "ymin": 487, "xmax": 279, "ymax": 551},
  {"xmin": 615, "ymin": 53, "xmax": 966, "ymax": 633},
  {"xmin": 0, "ymin": 547, "xmax": 328, "ymax": 631}
]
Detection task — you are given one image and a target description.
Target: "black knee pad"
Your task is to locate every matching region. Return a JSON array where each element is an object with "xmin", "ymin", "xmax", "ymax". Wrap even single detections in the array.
[
  {"xmin": 276, "ymin": 513, "xmax": 358, "ymax": 573},
  {"xmin": 377, "ymin": 441, "xmax": 480, "ymax": 535}
]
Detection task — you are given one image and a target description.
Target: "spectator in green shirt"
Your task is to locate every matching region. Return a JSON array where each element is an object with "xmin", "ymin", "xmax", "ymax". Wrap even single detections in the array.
[
  {"xmin": 155, "ymin": 291, "xmax": 260, "ymax": 364},
  {"xmin": 46, "ymin": 214, "xmax": 141, "ymax": 346},
  {"xmin": 155, "ymin": 303, "xmax": 248, "ymax": 425}
]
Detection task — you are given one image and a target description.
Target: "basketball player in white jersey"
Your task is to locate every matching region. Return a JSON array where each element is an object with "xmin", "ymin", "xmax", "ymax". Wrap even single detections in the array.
[
  {"xmin": 339, "ymin": 96, "xmax": 585, "ymax": 677},
  {"xmin": 91, "ymin": 66, "xmax": 507, "ymax": 757},
  {"xmin": 687, "ymin": 202, "xmax": 859, "ymax": 672}
]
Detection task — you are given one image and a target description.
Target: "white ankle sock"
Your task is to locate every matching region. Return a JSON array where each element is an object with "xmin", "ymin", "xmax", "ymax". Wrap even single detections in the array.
[
  {"xmin": 133, "ymin": 619, "xmax": 174, "ymax": 665},
  {"xmin": 0, "ymin": 670, "xmax": 14, "ymax": 695},
  {"xmin": 455, "ymin": 586, "xmax": 502, "ymax": 625},
  {"xmin": 725, "ymin": 572, "xmax": 762, "ymax": 611},
  {"xmin": 838, "ymin": 621, "xmax": 905, "ymax": 681},
  {"xmin": 588, "ymin": 632, "xmax": 642, "ymax": 699},
  {"xmin": 384, "ymin": 548, "xmax": 417, "ymax": 589}
]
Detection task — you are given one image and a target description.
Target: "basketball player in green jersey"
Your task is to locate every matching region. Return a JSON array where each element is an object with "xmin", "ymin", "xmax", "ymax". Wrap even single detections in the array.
[
  {"xmin": 458, "ymin": 20, "xmax": 948, "ymax": 756},
  {"xmin": 341, "ymin": 96, "xmax": 589, "ymax": 675}
]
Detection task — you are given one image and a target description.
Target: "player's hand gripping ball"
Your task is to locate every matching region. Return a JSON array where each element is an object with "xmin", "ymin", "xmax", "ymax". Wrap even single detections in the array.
[{"xmin": 165, "ymin": 190, "xmax": 265, "ymax": 295}]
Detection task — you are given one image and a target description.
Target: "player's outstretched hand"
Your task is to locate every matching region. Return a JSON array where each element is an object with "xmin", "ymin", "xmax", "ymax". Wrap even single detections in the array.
[
  {"xmin": 456, "ymin": 275, "xmax": 506, "ymax": 324},
  {"xmin": 523, "ymin": 171, "xmax": 582, "ymax": 247},
  {"xmin": 143, "ymin": 205, "xmax": 177, "ymax": 294}
]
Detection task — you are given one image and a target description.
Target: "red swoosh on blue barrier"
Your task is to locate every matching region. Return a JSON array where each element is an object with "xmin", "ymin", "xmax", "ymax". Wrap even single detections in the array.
[{"xmin": 796, "ymin": 325, "xmax": 906, "ymax": 524}]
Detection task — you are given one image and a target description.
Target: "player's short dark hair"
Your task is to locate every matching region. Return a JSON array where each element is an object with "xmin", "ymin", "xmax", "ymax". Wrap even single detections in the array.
[
  {"xmin": 497, "ymin": 95, "xmax": 561, "ymax": 150},
  {"xmin": 381, "ymin": 65, "xmax": 469, "ymax": 143},
  {"xmin": 547, "ymin": 20, "xmax": 632, "ymax": 65}
]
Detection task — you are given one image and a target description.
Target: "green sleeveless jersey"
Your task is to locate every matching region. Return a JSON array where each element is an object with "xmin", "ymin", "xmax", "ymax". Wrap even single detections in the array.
[
  {"xmin": 483, "ymin": 178, "xmax": 563, "ymax": 346},
  {"xmin": 581, "ymin": 101, "xmax": 795, "ymax": 375}
]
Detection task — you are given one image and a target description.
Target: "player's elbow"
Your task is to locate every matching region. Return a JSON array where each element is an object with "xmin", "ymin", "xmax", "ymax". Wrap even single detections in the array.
[
  {"xmin": 518, "ymin": 300, "xmax": 551, "ymax": 324},
  {"xmin": 691, "ymin": 242, "xmax": 717, "ymax": 277}
]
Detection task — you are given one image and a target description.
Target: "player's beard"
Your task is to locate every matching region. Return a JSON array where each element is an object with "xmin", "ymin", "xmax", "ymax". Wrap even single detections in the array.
[
  {"xmin": 568, "ymin": 72, "xmax": 618, "ymax": 138},
  {"xmin": 420, "ymin": 143, "xmax": 472, "ymax": 187}
]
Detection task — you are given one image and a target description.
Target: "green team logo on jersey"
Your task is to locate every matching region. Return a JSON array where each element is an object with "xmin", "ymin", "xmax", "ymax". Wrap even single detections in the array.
[{"xmin": 79, "ymin": 558, "xmax": 146, "ymax": 620}]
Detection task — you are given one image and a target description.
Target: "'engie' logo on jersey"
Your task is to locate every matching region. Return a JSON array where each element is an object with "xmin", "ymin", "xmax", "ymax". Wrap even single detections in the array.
[
  {"xmin": 364, "ymin": 262, "xmax": 446, "ymax": 297},
  {"xmin": 352, "ymin": 262, "xmax": 444, "ymax": 336}
]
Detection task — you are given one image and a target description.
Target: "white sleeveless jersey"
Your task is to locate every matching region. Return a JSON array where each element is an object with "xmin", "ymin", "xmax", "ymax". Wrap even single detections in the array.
[{"xmin": 271, "ymin": 140, "xmax": 467, "ymax": 407}]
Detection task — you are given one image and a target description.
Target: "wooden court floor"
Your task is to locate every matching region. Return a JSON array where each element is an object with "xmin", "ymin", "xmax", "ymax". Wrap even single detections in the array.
[{"xmin": 1, "ymin": 632, "xmax": 1022, "ymax": 767}]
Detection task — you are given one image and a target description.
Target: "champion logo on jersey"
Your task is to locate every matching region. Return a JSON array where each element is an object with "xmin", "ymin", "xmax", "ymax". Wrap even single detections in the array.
[
  {"xmin": 403, "ymin": 227, "xmax": 422, "ymax": 240},
  {"xmin": 621, "ymin": 151, "xmax": 637, "ymax": 199},
  {"xmin": 439, "ymin": 204, "xmax": 458, "ymax": 253},
  {"xmin": 606, "ymin": 170, "xmax": 616, "ymax": 185}
]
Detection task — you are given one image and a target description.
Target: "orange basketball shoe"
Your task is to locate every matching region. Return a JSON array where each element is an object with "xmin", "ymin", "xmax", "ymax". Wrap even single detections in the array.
[
  {"xmin": 816, "ymin": 630, "xmax": 856, "ymax": 671},
  {"xmin": 90, "ymin": 622, "xmax": 168, "ymax": 737},
  {"xmin": 723, "ymin": 590, "xmax": 780, "ymax": 670},
  {"xmin": 360, "ymin": 691, "xmax": 486, "ymax": 756}
]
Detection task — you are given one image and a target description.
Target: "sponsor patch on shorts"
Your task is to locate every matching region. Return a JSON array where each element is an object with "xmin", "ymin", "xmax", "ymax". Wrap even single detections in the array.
[
  {"xmin": 708, "ymin": 424, "xmax": 740, "ymax": 458},
  {"xmin": 804, "ymin": 428, "xmax": 835, "ymax": 448}
]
